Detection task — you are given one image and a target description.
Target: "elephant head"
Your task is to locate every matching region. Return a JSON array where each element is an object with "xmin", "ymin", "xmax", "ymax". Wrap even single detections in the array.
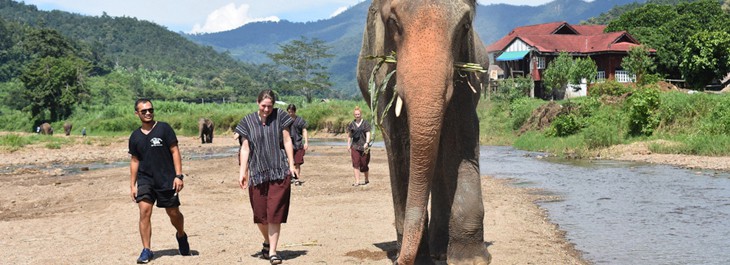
[
  {"xmin": 357, "ymin": 0, "xmax": 489, "ymax": 264},
  {"xmin": 198, "ymin": 118, "xmax": 215, "ymax": 144},
  {"xmin": 40, "ymin": 122, "xmax": 53, "ymax": 135},
  {"xmin": 63, "ymin": 122, "xmax": 73, "ymax": 136}
]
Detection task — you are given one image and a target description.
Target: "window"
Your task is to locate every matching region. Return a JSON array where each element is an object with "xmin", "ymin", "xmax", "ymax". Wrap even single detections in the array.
[{"xmin": 536, "ymin": 56, "xmax": 546, "ymax": 69}]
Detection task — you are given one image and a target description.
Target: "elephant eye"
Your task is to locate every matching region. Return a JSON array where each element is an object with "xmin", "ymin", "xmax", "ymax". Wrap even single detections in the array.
[{"xmin": 387, "ymin": 16, "xmax": 402, "ymax": 35}]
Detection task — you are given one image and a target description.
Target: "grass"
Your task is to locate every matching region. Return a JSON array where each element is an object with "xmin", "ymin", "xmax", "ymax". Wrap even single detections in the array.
[
  {"xmin": 2, "ymin": 89, "xmax": 729, "ymax": 158},
  {"xmin": 0, "ymin": 134, "xmax": 75, "ymax": 151}
]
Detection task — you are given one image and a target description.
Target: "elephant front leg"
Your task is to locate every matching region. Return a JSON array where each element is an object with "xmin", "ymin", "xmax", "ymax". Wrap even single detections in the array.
[{"xmin": 446, "ymin": 160, "xmax": 491, "ymax": 265}]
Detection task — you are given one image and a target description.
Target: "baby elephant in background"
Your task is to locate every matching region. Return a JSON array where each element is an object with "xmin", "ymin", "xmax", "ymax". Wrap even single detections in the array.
[
  {"xmin": 63, "ymin": 122, "xmax": 72, "ymax": 136},
  {"xmin": 40, "ymin": 122, "xmax": 53, "ymax": 135},
  {"xmin": 198, "ymin": 118, "xmax": 214, "ymax": 144}
]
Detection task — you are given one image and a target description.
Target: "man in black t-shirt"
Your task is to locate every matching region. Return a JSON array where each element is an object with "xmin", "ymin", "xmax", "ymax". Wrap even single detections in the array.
[{"xmin": 128, "ymin": 99, "xmax": 191, "ymax": 263}]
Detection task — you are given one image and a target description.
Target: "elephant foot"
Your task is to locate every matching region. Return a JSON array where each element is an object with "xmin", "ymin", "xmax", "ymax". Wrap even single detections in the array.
[
  {"xmin": 447, "ymin": 241, "xmax": 491, "ymax": 265},
  {"xmin": 394, "ymin": 256, "xmax": 435, "ymax": 265}
]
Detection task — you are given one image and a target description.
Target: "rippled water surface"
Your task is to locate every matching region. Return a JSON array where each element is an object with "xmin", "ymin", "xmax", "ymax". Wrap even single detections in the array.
[{"xmin": 479, "ymin": 146, "xmax": 730, "ymax": 265}]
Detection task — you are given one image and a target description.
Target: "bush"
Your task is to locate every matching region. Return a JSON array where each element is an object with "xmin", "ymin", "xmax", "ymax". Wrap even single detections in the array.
[
  {"xmin": 699, "ymin": 95, "xmax": 730, "ymax": 135},
  {"xmin": 626, "ymin": 87, "xmax": 661, "ymax": 136},
  {"xmin": 590, "ymin": 80, "xmax": 630, "ymax": 97},
  {"xmin": 547, "ymin": 113, "xmax": 582, "ymax": 137},
  {"xmin": 494, "ymin": 77, "xmax": 532, "ymax": 103},
  {"xmin": 509, "ymin": 97, "xmax": 543, "ymax": 130}
]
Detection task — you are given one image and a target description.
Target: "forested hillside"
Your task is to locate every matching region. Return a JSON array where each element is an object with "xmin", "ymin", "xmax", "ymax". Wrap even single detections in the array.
[
  {"xmin": 0, "ymin": 0, "xmax": 252, "ymax": 80},
  {"xmin": 187, "ymin": 0, "xmax": 646, "ymax": 96}
]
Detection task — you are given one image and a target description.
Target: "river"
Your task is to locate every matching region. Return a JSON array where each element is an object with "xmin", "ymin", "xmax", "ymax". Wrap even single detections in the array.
[{"xmin": 479, "ymin": 146, "xmax": 730, "ymax": 265}]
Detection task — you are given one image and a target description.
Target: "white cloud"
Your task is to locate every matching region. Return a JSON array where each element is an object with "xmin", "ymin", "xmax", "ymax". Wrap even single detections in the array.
[
  {"xmin": 330, "ymin": 6, "xmax": 348, "ymax": 18},
  {"xmin": 190, "ymin": 3, "xmax": 279, "ymax": 34}
]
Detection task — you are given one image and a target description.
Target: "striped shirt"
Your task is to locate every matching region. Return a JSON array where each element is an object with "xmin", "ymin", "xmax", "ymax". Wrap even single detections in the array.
[
  {"xmin": 290, "ymin": 116, "xmax": 307, "ymax": 150},
  {"xmin": 235, "ymin": 108, "xmax": 294, "ymax": 186}
]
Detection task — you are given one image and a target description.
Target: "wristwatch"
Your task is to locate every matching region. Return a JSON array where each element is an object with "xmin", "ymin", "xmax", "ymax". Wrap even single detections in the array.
[{"xmin": 175, "ymin": 174, "xmax": 184, "ymax": 180}]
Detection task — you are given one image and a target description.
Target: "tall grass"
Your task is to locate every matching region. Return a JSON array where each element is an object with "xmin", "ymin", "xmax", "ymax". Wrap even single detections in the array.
[
  {"xmin": 40, "ymin": 99, "xmax": 371, "ymax": 138},
  {"xmin": 0, "ymin": 134, "xmax": 74, "ymax": 151}
]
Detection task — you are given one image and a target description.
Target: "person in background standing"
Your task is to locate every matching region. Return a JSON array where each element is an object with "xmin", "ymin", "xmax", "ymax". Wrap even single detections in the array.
[
  {"xmin": 347, "ymin": 106, "xmax": 371, "ymax": 186},
  {"xmin": 236, "ymin": 90, "xmax": 297, "ymax": 265},
  {"xmin": 128, "ymin": 99, "xmax": 191, "ymax": 264},
  {"xmin": 287, "ymin": 104, "xmax": 308, "ymax": 186}
]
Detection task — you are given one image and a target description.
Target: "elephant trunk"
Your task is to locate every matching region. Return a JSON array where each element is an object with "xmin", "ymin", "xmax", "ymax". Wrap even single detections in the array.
[{"xmin": 395, "ymin": 10, "xmax": 454, "ymax": 265}]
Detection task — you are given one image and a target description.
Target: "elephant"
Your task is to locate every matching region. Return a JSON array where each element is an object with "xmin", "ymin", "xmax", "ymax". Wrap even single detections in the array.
[
  {"xmin": 198, "ymin": 118, "xmax": 214, "ymax": 144},
  {"xmin": 63, "ymin": 122, "xmax": 73, "ymax": 136},
  {"xmin": 40, "ymin": 122, "xmax": 53, "ymax": 135},
  {"xmin": 356, "ymin": 1, "xmax": 490, "ymax": 264}
]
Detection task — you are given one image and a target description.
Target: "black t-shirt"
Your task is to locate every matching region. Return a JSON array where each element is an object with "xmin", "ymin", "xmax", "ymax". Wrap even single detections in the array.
[{"xmin": 128, "ymin": 121, "xmax": 178, "ymax": 190}]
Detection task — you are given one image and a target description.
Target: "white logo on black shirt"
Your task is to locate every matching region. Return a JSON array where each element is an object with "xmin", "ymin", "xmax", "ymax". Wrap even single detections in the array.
[{"xmin": 150, "ymin": 137, "xmax": 163, "ymax": 147}]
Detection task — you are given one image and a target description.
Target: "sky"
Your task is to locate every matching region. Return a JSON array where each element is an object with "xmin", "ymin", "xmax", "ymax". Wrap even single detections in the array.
[{"xmin": 20, "ymin": 0, "xmax": 559, "ymax": 34}]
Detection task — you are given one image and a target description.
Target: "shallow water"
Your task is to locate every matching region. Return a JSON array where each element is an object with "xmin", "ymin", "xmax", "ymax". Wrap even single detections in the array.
[{"xmin": 479, "ymin": 146, "xmax": 730, "ymax": 265}]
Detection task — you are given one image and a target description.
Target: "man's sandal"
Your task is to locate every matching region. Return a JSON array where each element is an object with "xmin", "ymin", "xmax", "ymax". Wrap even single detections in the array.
[
  {"xmin": 260, "ymin": 243, "xmax": 270, "ymax": 259},
  {"xmin": 269, "ymin": 254, "xmax": 283, "ymax": 264}
]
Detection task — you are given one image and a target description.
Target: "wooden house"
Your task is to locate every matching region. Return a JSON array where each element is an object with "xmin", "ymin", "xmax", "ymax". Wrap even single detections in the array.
[{"xmin": 486, "ymin": 22, "xmax": 653, "ymax": 99}]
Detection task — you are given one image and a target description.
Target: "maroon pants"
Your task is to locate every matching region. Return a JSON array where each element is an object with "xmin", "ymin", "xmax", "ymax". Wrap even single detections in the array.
[
  {"xmin": 248, "ymin": 175, "xmax": 291, "ymax": 224},
  {"xmin": 350, "ymin": 148, "xmax": 370, "ymax": 172},
  {"xmin": 293, "ymin": 149, "xmax": 305, "ymax": 165}
]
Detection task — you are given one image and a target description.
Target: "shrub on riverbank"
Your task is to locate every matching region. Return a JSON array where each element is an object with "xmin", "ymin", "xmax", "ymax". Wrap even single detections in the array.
[{"xmin": 497, "ymin": 83, "xmax": 730, "ymax": 157}]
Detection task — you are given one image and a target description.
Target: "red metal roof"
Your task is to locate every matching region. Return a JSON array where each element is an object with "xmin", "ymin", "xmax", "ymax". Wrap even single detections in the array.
[{"xmin": 485, "ymin": 21, "xmax": 647, "ymax": 54}]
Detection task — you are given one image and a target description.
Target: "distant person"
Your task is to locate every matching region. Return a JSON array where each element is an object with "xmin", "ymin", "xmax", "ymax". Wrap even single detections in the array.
[
  {"xmin": 287, "ymin": 104, "xmax": 308, "ymax": 186},
  {"xmin": 235, "ymin": 90, "xmax": 296, "ymax": 264},
  {"xmin": 128, "ymin": 99, "xmax": 191, "ymax": 264},
  {"xmin": 36, "ymin": 126, "xmax": 40, "ymax": 134},
  {"xmin": 81, "ymin": 127, "xmax": 87, "ymax": 137},
  {"xmin": 347, "ymin": 106, "xmax": 371, "ymax": 186}
]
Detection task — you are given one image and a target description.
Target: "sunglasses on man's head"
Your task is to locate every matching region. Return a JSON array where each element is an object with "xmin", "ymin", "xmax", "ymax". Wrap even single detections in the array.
[{"xmin": 138, "ymin": 108, "xmax": 154, "ymax": 114}]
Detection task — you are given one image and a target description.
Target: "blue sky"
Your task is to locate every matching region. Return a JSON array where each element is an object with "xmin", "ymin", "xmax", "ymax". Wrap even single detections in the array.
[{"xmin": 20, "ymin": 0, "xmax": 560, "ymax": 33}]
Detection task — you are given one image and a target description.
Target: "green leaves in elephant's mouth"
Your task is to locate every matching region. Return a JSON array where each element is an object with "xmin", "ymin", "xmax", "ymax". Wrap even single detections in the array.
[{"xmin": 363, "ymin": 52, "xmax": 488, "ymax": 153}]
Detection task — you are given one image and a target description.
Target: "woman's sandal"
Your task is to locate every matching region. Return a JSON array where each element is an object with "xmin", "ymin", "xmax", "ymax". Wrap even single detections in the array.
[
  {"xmin": 260, "ymin": 243, "xmax": 270, "ymax": 259},
  {"xmin": 269, "ymin": 254, "xmax": 283, "ymax": 264}
]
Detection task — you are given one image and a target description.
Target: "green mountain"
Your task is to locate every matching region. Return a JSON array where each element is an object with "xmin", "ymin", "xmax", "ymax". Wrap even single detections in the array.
[
  {"xmin": 187, "ymin": 0, "xmax": 647, "ymax": 97},
  {"xmin": 0, "ymin": 0, "xmax": 256, "ymax": 82}
]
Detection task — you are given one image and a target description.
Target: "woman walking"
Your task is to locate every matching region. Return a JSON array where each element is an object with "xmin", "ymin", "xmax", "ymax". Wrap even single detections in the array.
[
  {"xmin": 347, "ymin": 106, "xmax": 371, "ymax": 186},
  {"xmin": 236, "ymin": 90, "xmax": 296, "ymax": 264}
]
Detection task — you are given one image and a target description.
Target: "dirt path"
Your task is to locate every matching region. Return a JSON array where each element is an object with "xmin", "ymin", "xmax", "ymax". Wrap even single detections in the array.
[{"xmin": 0, "ymin": 135, "xmax": 587, "ymax": 264}]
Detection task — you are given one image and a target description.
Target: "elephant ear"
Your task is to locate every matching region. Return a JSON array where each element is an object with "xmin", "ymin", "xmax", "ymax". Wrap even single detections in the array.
[{"xmin": 357, "ymin": 0, "xmax": 390, "ymax": 105}]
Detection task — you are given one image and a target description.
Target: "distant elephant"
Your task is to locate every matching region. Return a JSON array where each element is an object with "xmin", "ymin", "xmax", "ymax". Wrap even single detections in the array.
[
  {"xmin": 356, "ymin": 1, "xmax": 490, "ymax": 264},
  {"xmin": 63, "ymin": 122, "xmax": 73, "ymax": 136},
  {"xmin": 198, "ymin": 118, "xmax": 214, "ymax": 144},
  {"xmin": 40, "ymin": 122, "xmax": 53, "ymax": 135}
]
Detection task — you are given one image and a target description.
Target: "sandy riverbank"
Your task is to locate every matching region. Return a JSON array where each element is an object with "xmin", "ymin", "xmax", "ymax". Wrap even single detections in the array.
[{"xmin": 0, "ymin": 134, "xmax": 587, "ymax": 264}]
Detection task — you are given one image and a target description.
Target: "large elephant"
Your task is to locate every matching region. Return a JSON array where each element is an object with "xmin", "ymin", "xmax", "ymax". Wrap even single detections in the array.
[
  {"xmin": 40, "ymin": 122, "xmax": 53, "ymax": 135},
  {"xmin": 198, "ymin": 118, "xmax": 214, "ymax": 144},
  {"xmin": 356, "ymin": 1, "xmax": 490, "ymax": 264},
  {"xmin": 63, "ymin": 122, "xmax": 73, "ymax": 136}
]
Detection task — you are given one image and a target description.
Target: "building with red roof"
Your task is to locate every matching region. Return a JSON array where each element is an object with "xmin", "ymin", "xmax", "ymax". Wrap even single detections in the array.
[{"xmin": 486, "ymin": 21, "xmax": 653, "ymax": 98}]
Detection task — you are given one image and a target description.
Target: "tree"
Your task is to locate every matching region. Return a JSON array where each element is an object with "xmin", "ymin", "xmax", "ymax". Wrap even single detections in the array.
[
  {"xmin": 605, "ymin": 0, "xmax": 730, "ymax": 79},
  {"xmin": 543, "ymin": 52, "xmax": 597, "ymax": 99},
  {"xmin": 680, "ymin": 31, "xmax": 730, "ymax": 89},
  {"xmin": 622, "ymin": 45, "xmax": 656, "ymax": 85},
  {"xmin": 543, "ymin": 52, "xmax": 573, "ymax": 99},
  {"xmin": 265, "ymin": 36, "xmax": 334, "ymax": 103},
  {"xmin": 19, "ymin": 56, "xmax": 91, "ymax": 121}
]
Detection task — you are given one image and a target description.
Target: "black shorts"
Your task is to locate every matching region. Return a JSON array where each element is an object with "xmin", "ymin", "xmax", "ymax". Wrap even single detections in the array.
[{"xmin": 136, "ymin": 182, "xmax": 180, "ymax": 208}]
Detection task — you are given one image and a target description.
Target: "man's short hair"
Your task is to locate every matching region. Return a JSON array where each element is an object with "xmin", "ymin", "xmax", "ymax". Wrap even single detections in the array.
[{"xmin": 135, "ymin": 98, "xmax": 152, "ymax": 111}]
